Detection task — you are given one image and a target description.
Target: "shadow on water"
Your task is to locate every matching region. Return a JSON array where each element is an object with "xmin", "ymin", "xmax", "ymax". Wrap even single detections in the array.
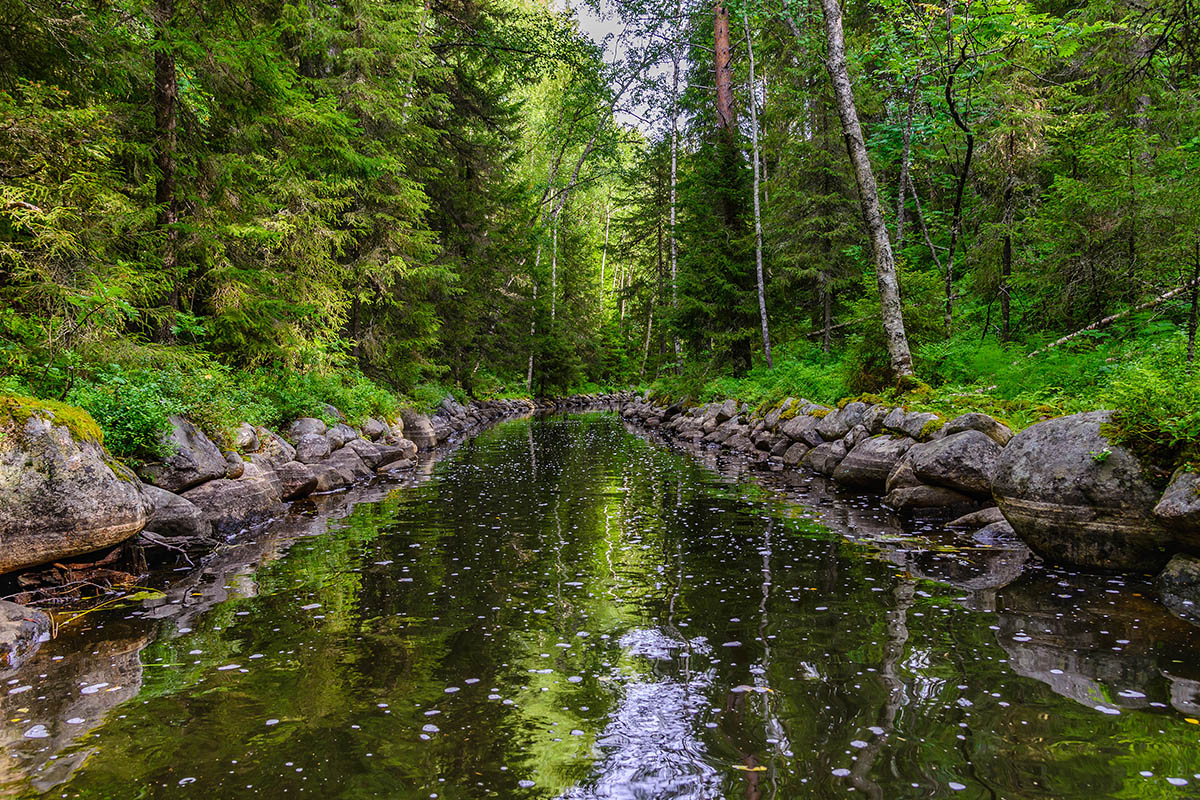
[{"xmin": 3, "ymin": 412, "xmax": 1200, "ymax": 799}]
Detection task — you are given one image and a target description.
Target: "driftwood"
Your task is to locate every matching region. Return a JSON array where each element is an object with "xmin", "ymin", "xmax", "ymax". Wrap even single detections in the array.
[{"xmin": 1025, "ymin": 276, "xmax": 1200, "ymax": 360}]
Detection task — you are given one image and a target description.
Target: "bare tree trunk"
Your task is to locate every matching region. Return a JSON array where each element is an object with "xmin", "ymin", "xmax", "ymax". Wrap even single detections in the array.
[
  {"xmin": 599, "ymin": 195, "xmax": 610, "ymax": 304},
  {"xmin": 812, "ymin": 0, "xmax": 915, "ymax": 376},
  {"xmin": 744, "ymin": 10, "xmax": 773, "ymax": 368},
  {"xmin": 670, "ymin": 0, "xmax": 683, "ymax": 364},
  {"xmin": 822, "ymin": 272, "xmax": 833, "ymax": 353},
  {"xmin": 944, "ymin": 46, "xmax": 974, "ymax": 337},
  {"xmin": 550, "ymin": 214, "xmax": 558, "ymax": 321},
  {"xmin": 153, "ymin": 0, "xmax": 178, "ymax": 340},
  {"xmin": 526, "ymin": 283, "xmax": 537, "ymax": 392},
  {"xmin": 895, "ymin": 83, "xmax": 917, "ymax": 246},
  {"xmin": 1189, "ymin": 243, "xmax": 1199, "ymax": 369},
  {"xmin": 714, "ymin": 2, "xmax": 735, "ymax": 132},
  {"xmin": 1001, "ymin": 132, "xmax": 1014, "ymax": 341},
  {"xmin": 641, "ymin": 302, "xmax": 655, "ymax": 379}
]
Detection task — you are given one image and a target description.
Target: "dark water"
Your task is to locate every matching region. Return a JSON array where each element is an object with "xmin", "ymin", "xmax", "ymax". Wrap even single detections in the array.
[{"xmin": 4, "ymin": 413, "xmax": 1200, "ymax": 799}]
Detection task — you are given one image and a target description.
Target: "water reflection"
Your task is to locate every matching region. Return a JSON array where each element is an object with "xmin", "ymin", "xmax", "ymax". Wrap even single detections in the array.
[{"xmin": 2, "ymin": 413, "xmax": 1200, "ymax": 799}]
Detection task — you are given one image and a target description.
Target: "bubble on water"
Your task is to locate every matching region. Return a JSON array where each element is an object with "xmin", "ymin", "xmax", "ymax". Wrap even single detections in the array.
[
  {"xmin": 832, "ymin": 768, "xmax": 850, "ymax": 777},
  {"xmin": 23, "ymin": 725, "xmax": 49, "ymax": 739}
]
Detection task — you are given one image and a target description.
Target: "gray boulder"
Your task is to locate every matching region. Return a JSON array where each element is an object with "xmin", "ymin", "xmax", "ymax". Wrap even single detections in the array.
[
  {"xmin": 1156, "ymin": 554, "xmax": 1200, "ymax": 623},
  {"xmin": 0, "ymin": 601, "xmax": 50, "ymax": 670},
  {"xmin": 780, "ymin": 415, "xmax": 824, "ymax": 447},
  {"xmin": 992, "ymin": 410, "xmax": 1174, "ymax": 571},
  {"xmin": 311, "ymin": 463, "xmax": 350, "ymax": 493},
  {"xmin": 947, "ymin": 506, "xmax": 1006, "ymax": 530},
  {"xmin": 782, "ymin": 442, "xmax": 809, "ymax": 466},
  {"xmin": 802, "ymin": 440, "xmax": 848, "ymax": 476},
  {"xmin": 275, "ymin": 461, "xmax": 318, "ymax": 500},
  {"xmin": 1154, "ymin": 468, "xmax": 1200, "ymax": 548},
  {"xmin": 400, "ymin": 409, "xmax": 437, "ymax": 450},
  {"xmin": 141, "ymin": 484, "xmax": 212, "ymax": 541},
  {"xmin": 252, "ymin": 427, "xmax": 296, "ymax": 467},
  {"xmin": 223, "ymin": 451, "xmax": 245, "ymax": 479},
  {"xmin": 715, "ymin": 399, "xmax": 738, "ymax": 423},
  {"xmin": 181, "ymin": 462, "xmax": 283, "ymax": 533},
  {"xmin": 137, "ymin": 415, "xmax": 226, "ymax": 493},
  {"xmin": 943, "ymin": 412, "xmax": 1013, "ymax": 446},
  {"xmin": 815, "ymin": 408, "xmax": 851, "ymax": 440},
  {"xmin": 326, "ymin": 447, "xmax": 374, "ymax": 483},
  {"xmin": 861, "ymin": 405, "xmax": 892, "ymax": 435},
  {"xmin": 907, "ymin": 430, "xmax": 1002, "ymax": 498},
  {"xmin": 293, "ymin": 433, "xmax": 331, "ymax": 464},
  {"xmin": 886, "ymin": 485, "xmax": 978, "ymax": 514},
  {"xmin": 362, "ymin": 418, "xmax": 388, "ymax": 441},
  {"xmin": 233, "ymin": 422, "xmax": 260, "ymax": 452},
  {"xmin": 0, "ymin": 406, "xmax": 148, "ymax": 574},
  {"xmin": 832, "ymin": 435, "xmax": 915, "ymax": 489},
  {"xmin": 287, "ymin": 417, "xmax": 327, "ymax": 439}
]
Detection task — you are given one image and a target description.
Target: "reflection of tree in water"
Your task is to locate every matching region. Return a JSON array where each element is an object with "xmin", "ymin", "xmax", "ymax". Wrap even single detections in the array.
[{"xmin": 558, "ymin": 628, "xmax": 721, "ymax": 800}]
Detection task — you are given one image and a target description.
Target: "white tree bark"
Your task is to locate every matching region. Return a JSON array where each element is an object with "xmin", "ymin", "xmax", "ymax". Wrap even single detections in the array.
[
  {"xmin": 744, "ymin": 9, "xmax": 773, "ymax": 368},
  {"xmin": 812, "ymin": 0, "xmax": 915, "ymax": 376},
  {"xmin": 669, "ymin": 0, "xmax": 684, "ymax": 364}
]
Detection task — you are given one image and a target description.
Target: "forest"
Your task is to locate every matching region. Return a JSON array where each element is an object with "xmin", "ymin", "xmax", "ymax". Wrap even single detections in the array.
[{"xmin": 3, "ymin": 0, "xmax": 1199, "ymax": 461}]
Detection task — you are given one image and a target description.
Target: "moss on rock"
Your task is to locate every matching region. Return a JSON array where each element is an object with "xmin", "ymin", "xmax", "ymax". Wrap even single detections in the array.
[{"xmin": 0, "ymin": 395, "xmax": 104, "ymax": 444}]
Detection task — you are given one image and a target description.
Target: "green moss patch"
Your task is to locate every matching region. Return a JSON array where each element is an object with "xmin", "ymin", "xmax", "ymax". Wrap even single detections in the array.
[{"xmin": 0, "ymin": 395, "xmax": 104, "ymax": 444}]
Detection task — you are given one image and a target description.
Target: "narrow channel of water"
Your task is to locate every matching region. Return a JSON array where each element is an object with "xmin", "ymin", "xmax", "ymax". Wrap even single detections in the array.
[{"xmin": 3, "ymin": 413, "xmax": 1200, "ymax": 799}]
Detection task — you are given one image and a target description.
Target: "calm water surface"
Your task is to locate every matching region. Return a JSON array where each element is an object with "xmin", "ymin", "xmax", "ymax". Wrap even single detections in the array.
[{"xmin": 4, "ymin": 413, "xmax": 1200, "ymax": 799}]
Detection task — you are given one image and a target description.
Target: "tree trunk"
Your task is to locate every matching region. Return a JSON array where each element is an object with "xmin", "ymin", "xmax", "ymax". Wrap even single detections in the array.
[
  {"xmin": 744, "ymin": 10, "xmax": 773, "ymax": 369},
  {"xmin": 944, "ymin": 48, "xmax": 974, "ymax": 337},
  {"xmin": 714, "ymin": 2, "xmax": 735, "ymax": 132},
  {"xmin": 822, "ymin": 272, "xmax": 833, "ymax": 353},
  {"xmin": 153, "ymin": 0, "xmax": 178, "ymax": 339},
  {"xmin": 895, "ymin": 84, "xmax": 917, "ymax": 246},
  {"xmin": 813, "ymin": 0, "xmax": 915, "ymax": 376},
  {"xmin": 599, "ymin": 195, "xmax": 610, "ymax": 304},
  {"xmin": 1001, "ymin": 131, "xmax": 1015, "ymax": 341},
  {"xmin": 1189, "ymin": 243, "xmax": 1199, "ymax": 369},
  {"xmin": 641, "ymin": 302, "xmax": 655, "ymax": 379},
  {"xmin": 526, "ymin": 281, "xmax": 537, "ymax": 393},
  {"xmin": 670, "ymin": 0, "xmax": 683, "ymax": 365},
  {"xmin": 550, "ymin": 213, "xmax": 558, "ymax": 321}
]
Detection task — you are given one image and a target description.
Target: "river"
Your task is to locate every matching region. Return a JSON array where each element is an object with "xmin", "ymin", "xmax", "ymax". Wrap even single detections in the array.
[{"xmin": 3, "ymin": 412, "xmax": 1200, "ymax": 799}]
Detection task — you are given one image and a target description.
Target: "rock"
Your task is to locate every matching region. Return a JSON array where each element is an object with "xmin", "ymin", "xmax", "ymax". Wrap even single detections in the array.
[
  {"xmin": 832, "ymin": 435, "xmax": 915, "ymax": 489},
  {"xmin": 992, "ymin": 410, "xmax": 1174, "ymax": 571},
  {"xmin": 782, "ymin": 442, "xmax": 810, "ymax": 466},
  {"xmin": 1154, "ymin": 468, "xmax": 1200, "ymax": 546},
  {"xmin": 972, "ymin": 520, "xmax": 1018, "ymax": 545},
  {"xmin": 0, "ymin": 601, "xmax": 50, "ymax": 669},
  {"xmin": 780, "ymin": 415, "xmax": 824, "ymax": 447},
  {"xmin": 137, "ymin": 416, "xmax": 227, "ymax": 493},
  {"xmin": 311, "ymin": 463, "xmax": 350, "ymax": 493},
  {"xmin": 223, "ymin": 451, "xmax": 245, "ymax": 479},
  {"xmin": 944, "ymin": 412, "xmax": 1013, "ymax": 446},
  {"xmin": 253, "ymin": 427, "xmax": 296, "ymax": 467},
  {"xmin": 400, "ymin": 409, "xmax": 437, "ymax": 450},
  {"xmin": 0, "ymin": 403, "xmax": 148, "ymax": 574},
  {"xmin": 715, "ymin": 399, "xmax": 738, "ymax": 423},
  {"xmin": 724, "ymin": 433, "xmax": 754, "ymax": 452},
  {"xmin": 343, "ymin": 438, "xmax": 383, "ymax": 468},
  {"xmin": 377, "ymin": 458, "xmax": 415, "ymax": 474},
  {"xmin": 326, "ymin": 422, "xmax": 357, "ymax": 451},
  {"xmin": 233, "ymin": 422, "xmax": 260, "ymax": 452},
  {"xmin": 896, "ymin": 411, "xmax": 942, "ymax": 440},
  {"xmin": 886, "ymin": 485, "xmax": 978, "ymax": 514},
  {"xmin": 861, "ymin": 405, "xmax": 891, "ymax": 435},
  {"xmin": 1157, "ymin": 554, "xmax": 1200, "ymax": 623},
  {"xmin": 141, "ymin": 485, "xmax": 212, "ymax": 541},
  {"xmin": 815, "ymin": 408, "xmax": 850, "ymax": 440},
  {"xmin": 293, "ymin": 433, "xmax": 331, "ymax": 464},
  {"xmin": 287, "ymin": 417, "xmax": 327, "ymax": 439},
  {"xmin": 947, "ymin": 506, "xmax": 1006, "ymax": 530},
  {"xmin": 374, "ymin": 443, "xmax": 414, "ymax": 468},
  {"xmin": 181, "ymin": 463, "xmax": 283, "ymax": 533},
  {"xmin": 802, "ymin": 440, "xmax": 848, "ymax": 476},
  {"xmin": 362, "ymin": 418, "xmax": 388, "ymax": 441},
  {"xmin": 907, "ymin": 430, "xmax": 1002, "ymax": 498},
  {"xmin": 770, "ymin": 438, "xmax": 792, "ymax": 458},
  {"xmin": 326, "ymin": 447, "xmax": 373, "ymax": 483},
  {"xmin": 275, "ymin": 461, "xmax": 318, "ymax": 500},
  {"xmin": 842, "ymin": 423, "xmax": 870, "ymax": 451}
]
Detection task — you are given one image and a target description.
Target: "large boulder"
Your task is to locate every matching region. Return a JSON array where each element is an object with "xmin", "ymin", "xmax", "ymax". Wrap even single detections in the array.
[
  {"xmin": 400, "ymin": 409, "xmax": 437, "ymax": 450},
  {"xmin": 181, "ymin": 462, "xmax": 283, "ymax": 533},
  {"xmin": 802, "ymin": 440, "xmax": 848, "ymax": 476},
  {"xmin": 715, "ymin": 399, "xmax": 738, "ymax": 423},
  {"xmin": 275, "ymin": 461, "xmax": 318, "ymax": 500},
  {"xmin": 0, "ymin": 400, "xmax": 148, "ymax": 574},
  {"xmin": 362, "ymin": 418, "xmax": 389, "ymax": 441},
  {"xmin": 907, "ymin": 430, "xmax": 1002, "ymax": 498},
  {"xmin": 1154, "ymin": 468, "xmax": 1200, "ymax": 548},
  {"xmin": 992, "ymin": 410, "xmax": 1174, "ymax": 571},
  {"xmin": 832, "ymin": 435, "xmax": 915, "ymax": 489},
  {"xmin": 141, "ymin": 484, "xmax": 212, "ymax": 541},
  {"xmin": 293, "ymin": 433, "xmax": 331, "ymax": 464},
  {"xmin": 943, "ymin": 412, "xmax": 1013, "ymax": 446},
  {"xmin": 780, "ymin": 415, "xmax": 824, "ymax": 447},
  {"xmin": 233, "ymin": 422, "xmax": 260, "ymax": 452},
  {"xmin": 326, "ymin": 423, "xmax": 358, "ymax": 451},
  {"xmin": 0, "ymin": 601, "xmax": 50, "ymax": 670},
  {"xmin": 1156, "ymin": 554, "xmax": 1200, "ymax": 624},
  {"xmin": 136, "ymin": 415, "xmax": 226, "ymax": 493},
  {"xmin": 287, "ymin": 417, "xmax": 327, "ymax": 439},
  {"xmin": 252, "ymin": 427, "xmax": 296, "ymax": 467},
  {"xmin": 884, "ymin": 408, "xmax": 942, "ymax": 440}
]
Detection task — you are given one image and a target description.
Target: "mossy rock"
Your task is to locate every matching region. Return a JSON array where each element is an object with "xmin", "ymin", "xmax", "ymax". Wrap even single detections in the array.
[
  {"xmin": 779, "ymin": 405, "xmax": 800, "ymax": 422},
  {"xmin": 811, "ymin": 407, "xmax": 831, "ymax": 419},
  {"xmin": 0, "ymin": 395, "xmax": 104, "ymax": 444}
]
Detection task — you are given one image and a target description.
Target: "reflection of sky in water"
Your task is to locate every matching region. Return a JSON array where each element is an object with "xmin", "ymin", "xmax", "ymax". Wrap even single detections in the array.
[{"xmin": 559, "ymin": 629, "xmax": 720, "ymax": 800}]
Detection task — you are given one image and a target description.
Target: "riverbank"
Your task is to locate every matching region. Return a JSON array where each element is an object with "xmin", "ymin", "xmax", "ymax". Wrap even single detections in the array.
[{"xmin": 0, "ymin": 392, "xmax": 631, "ymax": 668}]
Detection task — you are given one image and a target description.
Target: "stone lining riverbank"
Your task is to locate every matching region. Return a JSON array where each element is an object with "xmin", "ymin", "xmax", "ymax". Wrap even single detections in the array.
[
  {"xmin": 3, "ymin": 388, "xmax": 1199, "ymax": 668},
  {"xmin": 613, "ymin": 392, "xmax": 1200, "ymax": 618},
  {"xmin": 0, "ymin": 393, "xmax": 630, "ymax": 668}
]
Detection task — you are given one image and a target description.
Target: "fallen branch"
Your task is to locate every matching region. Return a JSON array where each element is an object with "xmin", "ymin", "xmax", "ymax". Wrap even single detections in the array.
[
  {"xmin": 804, "ymin": 318, "xmax": 867, "ymax": 338},
  {"xmin": 1025, "ymin": 277, "xmax": 1200, "ymax": 359}
]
